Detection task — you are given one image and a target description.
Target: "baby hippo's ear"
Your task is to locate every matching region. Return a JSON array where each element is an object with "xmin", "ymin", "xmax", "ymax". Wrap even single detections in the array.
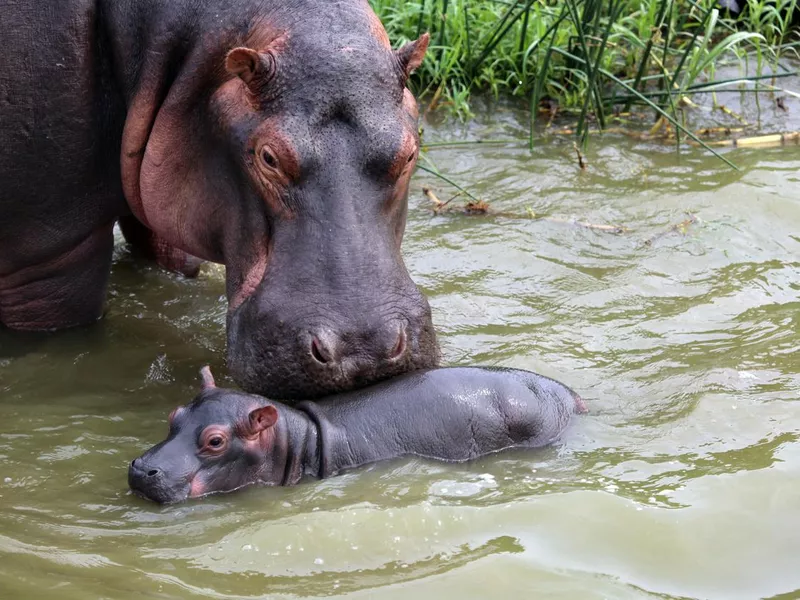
[
  {"xmin": 249, "ymin": 405, "xmax": 279, "ymax": 434},
  {"xmin": 199, "ymin": 366, "xmax": 216, "ymax": 390}
]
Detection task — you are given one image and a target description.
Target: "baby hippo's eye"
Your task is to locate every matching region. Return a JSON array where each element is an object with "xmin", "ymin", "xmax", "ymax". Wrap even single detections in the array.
[{"xmin": 200, "ymin": 427, "xmax": 229, "ymax": 454}]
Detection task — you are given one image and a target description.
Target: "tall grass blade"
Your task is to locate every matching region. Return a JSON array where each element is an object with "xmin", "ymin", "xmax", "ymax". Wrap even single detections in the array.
[
  {"xmin": 416, "ymin": 162, "xmax": 481, "ymax": 202},
  {"xmin": 415, "ymin": 0, "xmax": 428, "ymax": 39},
  {"xmin": 436, "ymin": 0, "xmax": 450, "ymax": 62},
  {"xmin": 550, "ymin": 46, "xmax": 740, "ymax": 170},
  {"xmin": 471, "ymin": 0, "xmax": 538, "ymax": 77},
  {"xmin": 530, "ymin": 4, "xmax": 566, "ymax": 150},
  {"xmin": 624, "ymin": 0, "xmax": 671, "ymax": 112},
  {"xmin": 669, "ymin": 3, "xmax": 714, "ymax": 91},
  {"xmin": 518, "ymin": 3, "xmax": 531, "ymax": 54},
  {"xmin": 463, "ymin": 0, "xmax": 472, "ymax": 62}
]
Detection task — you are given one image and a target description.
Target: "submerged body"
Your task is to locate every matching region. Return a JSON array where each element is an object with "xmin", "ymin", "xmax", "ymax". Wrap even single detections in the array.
[
  {"xmin": 0, "ymin": 0, "xmax": 437, "ymax": 398},
  {"xmin": 129, "ymin": 366, "xmax": 586, "ymax": 503}
]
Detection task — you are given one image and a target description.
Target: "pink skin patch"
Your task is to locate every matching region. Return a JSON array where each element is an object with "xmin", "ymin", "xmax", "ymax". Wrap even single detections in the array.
[
  {"xmin": 243, "ymin": 401, "xmax": 278, "ymax": 451},
  {"xmin": 229, "ymin": 251, "xmax": 268, "ymax": 311},
  {"xmin": 574, "ymin": 395, "xmax": 589, "ymax": 414},
  {"xmin": 189, "ymin": 476, "xmax": 206, "ymax": 498}
]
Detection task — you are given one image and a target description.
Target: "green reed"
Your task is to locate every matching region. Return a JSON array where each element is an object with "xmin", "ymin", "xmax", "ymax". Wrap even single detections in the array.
[{"xmin": 371, "ymin": 0, "xmax": 800, "ymax": 168}]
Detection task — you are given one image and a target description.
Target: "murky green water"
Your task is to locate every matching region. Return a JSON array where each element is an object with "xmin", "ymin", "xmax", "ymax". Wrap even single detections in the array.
[{"xmin": 1, "ymin": 91, "xmax": 799, "ymax": 599}]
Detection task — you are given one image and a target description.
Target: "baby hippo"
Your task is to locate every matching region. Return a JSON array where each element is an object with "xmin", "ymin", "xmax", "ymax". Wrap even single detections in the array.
[{"xmin": 129, "ymin": 366, "xmax": 586, "ymax": 504}]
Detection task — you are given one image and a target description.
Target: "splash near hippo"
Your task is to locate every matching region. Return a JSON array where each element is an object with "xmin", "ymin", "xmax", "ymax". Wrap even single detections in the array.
[
  {"xmin": 0, "ymin": 0, "xmax": 437, "ymax": 399},
  {"xmin": 129, "ymin": 366, "xmax": 586, "ymax": 503}
]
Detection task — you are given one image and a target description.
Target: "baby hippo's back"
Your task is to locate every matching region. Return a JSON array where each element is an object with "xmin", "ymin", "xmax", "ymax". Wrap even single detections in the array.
[
  {"xmin": 310, "ymin": 366, "xmax": 585, "ymax": 466},
  {"xmin": 428, "ymin": 367, "xmax": 583, "ymax": 459}
]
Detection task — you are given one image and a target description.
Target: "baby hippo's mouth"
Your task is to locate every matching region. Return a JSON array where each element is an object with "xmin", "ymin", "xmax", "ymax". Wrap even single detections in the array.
[{"xmin": 128, "ymin": 457, "xmax": 192, "ymax": 505}]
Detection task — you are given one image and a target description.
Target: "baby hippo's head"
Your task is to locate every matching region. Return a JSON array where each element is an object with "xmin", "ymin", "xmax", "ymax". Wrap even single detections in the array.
[{"xmin": 128, "ymin": 367, "xmax": 285, "ymax": 504}]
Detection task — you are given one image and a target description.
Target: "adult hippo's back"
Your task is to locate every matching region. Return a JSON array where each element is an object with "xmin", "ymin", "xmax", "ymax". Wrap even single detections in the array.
[{"xmin": 0, "ymin": 0, "xmax": 438, "ymax": 398}]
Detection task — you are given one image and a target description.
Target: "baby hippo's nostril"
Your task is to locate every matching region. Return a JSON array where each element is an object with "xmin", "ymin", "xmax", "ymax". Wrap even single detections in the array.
[{"xmin": 388, "ymin": 326, "xmax": 407, "ymax": 361}]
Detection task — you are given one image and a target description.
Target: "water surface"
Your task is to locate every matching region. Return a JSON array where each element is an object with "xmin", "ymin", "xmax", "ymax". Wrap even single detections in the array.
[{"xmin": 1, "ymin": 90, "xmax": 798, "ymax": 599}]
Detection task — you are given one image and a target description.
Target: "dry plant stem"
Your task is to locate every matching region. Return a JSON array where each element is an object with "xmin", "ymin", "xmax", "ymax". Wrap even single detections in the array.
[
  {"xmin": 423, "ymin": 186, "xmax": 443, "ymax": 208},
  {"xmin": 543, "ymin": 217, "xmax": 628, "ymax": 233},
  {"xmin": 545, "ymin": 125, "xmax": 800, "ymax": 150},
  {"xmin": 573, "ymin": 142, "xmax": 587, "ymax": 170},
  {"xmin": 715, "ymin": 104, "xmax": 748, "ymax": 124},
  {"xmin": 423, "ymin": 186, "xmax": 462, "ymax": 213},
  {"xmin": 697, "ymin": 131, "xmax": 800, "ymax": 148},
  {"xmin": 423, "ymin": 84, "xmax": 446, "ymax": 119}
]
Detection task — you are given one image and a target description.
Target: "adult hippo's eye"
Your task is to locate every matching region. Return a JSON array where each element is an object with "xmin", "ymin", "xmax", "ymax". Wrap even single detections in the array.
[{"xmin": 260, "ymin": 147, "xmax": 278, "ymax": 169}]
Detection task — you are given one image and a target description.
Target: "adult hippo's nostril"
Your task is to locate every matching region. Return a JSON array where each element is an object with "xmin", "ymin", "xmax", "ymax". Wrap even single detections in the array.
[
  {"xmin": 387, "ymin": 326, "xmax": 407, "ymax": 362},
  {"xmin": 310, "ymin": 330, "xmax": 338, "ymax": 365},
  {"xmin": 310, "ymin": 323, "xmax": 409, "ymax": 368}
]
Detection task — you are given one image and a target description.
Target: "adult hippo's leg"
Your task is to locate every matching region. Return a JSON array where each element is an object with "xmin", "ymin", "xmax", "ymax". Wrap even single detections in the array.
[
  {"xmin": 118, "ymin": 216, "xmax": 204, "ymax": 278},
  {"xmin": 0, "ymin": 224, "xmax": 115, "ymax": 331}
]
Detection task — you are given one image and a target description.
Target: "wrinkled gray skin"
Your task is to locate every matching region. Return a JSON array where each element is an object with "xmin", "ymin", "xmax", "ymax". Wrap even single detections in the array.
[{"xmin": 129, "ymin": 366, "xmax": 587, "ymax": 504}]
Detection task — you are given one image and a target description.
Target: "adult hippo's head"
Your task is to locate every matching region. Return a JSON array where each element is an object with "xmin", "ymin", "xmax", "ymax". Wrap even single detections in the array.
[{"xmin": 119, "ymin": 3, "xmax": 439, "ymax": 398}]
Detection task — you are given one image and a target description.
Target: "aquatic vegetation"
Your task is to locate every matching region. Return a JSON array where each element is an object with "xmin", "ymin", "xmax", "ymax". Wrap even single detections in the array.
[{"xmin": 372, "ymin": 0, "xmax": 800, "ymax": 165}]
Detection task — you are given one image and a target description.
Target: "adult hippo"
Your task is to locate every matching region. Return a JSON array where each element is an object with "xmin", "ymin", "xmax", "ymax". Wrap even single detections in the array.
[{"xmin": 0, "ymin": 0, "xmax": 439, "ymax": 398}]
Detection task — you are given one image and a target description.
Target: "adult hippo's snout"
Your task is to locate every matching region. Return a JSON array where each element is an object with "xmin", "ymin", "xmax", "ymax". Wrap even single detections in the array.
[
  {"xmin": 227, "ymin": 236, "xmax": 440, "ymax": 399},
  {"xmin": 228, "ymin": 306, "xmax": 439, "ymax": 399}
]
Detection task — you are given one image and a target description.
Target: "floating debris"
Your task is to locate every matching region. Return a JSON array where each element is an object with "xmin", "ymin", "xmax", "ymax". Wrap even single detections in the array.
[
  {"xmin": 642, "ymin": 213, "xmax": 700, "ymax": 247},
  {"xmin": 422, "ymin": 186, "xmax": 629, "ymax": 234}
]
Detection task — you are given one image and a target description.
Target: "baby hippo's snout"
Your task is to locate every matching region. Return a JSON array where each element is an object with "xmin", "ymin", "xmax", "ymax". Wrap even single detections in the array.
[
  {"xmin": 128, "ymin": 452, "xmax": 193, "ymax": 505},
  {"xmin": 129, "ymin": 457, "xmax": 159, "ymax": 481}
]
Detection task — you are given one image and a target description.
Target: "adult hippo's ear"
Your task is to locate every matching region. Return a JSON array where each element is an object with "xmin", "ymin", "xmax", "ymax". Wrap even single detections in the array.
[
  {"xmin": 395, "ymin": 32, "xmax": 430, "ymax": 79},
  {"xmin": 225, "ymin": 47, "xmax": 277, "ymax": 92},
  {"xmin": 248, "ymin": 405, "xmax": 279, "ymax": 435}
]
